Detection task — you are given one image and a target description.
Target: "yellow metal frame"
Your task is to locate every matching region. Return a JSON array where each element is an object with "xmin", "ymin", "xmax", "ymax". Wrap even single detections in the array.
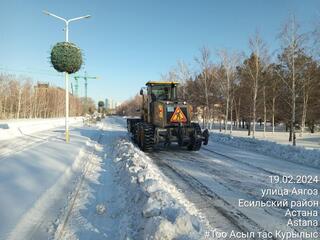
[{"xmin": 146, "ymin": 81, "xmax": 179, "ymax": 85}]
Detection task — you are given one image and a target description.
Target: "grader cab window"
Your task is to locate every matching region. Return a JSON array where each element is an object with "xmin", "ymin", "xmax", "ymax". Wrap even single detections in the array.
[{"xmin": 150, "ymin": 84, "xmax": 177, "ymax": 101}]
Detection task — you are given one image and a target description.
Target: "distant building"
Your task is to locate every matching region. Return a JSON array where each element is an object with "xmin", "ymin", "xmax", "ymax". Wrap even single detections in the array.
[
  {"xmin": 105, "ymin": 98, "xmax": 118, "ymax": 110},
  {"xmin": 37, "ymin": 82, "xmax": 49, "ymax": 88},
  {"xmin": 105, "ymin": 98, "xmax": 109, "ymax": 110}
]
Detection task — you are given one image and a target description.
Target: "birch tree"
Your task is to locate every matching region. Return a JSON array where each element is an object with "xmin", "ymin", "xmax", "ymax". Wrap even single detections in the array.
[
  {"xmin": 0, "ymin": 73, "xmax": 85, "ymax": 119},
  {"xmin": 218, "ymin": 49, "xmax": 240, "ymax": 134},
  {"xmin": 278, "ymin": 16, "xmax": 305, "ymax": 146},
  {"xmin": 266, "ymin": 64, "xmax": 281, "ymax": 134},
  {"xmin": 298, "ymin": 55, "xmax": 317, "ymax": 136},
  {"xmin": 195, "ymin": 47, "xmax": 212, "ymax": 128},
  {"xmin": 176, "ymin": 60, "xmax": 192, "ymax": 100},
  {"xmin": 244, "ymin": 31, "xmax": 268, "ymax": 138}
]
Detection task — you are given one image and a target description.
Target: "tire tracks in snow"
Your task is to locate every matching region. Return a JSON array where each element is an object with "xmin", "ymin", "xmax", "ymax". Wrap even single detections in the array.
[
  {"xmin": 149, "ymin": 152, "xmax": 274, "ymax": 239},
  {"xmin": 202, "ymin": 147, "xmax": 277, "ymax": 176},
  {"xmin": 54, "ymin": 131, "xmax": 104, "ymax": 240},
  {"xmin": 0, "ymin": 131, "xmax": 65, "ymax": 161},
  {"xmin": 163, "ymin": 150, "xmax": 301, "ymax": 234},
  {"xmin": 197, "ymin": 147, "xmax": 313, "ymax": 234},
  {"xmin": 0, "ymin": 136, "xmax": 50, "ymax": 160},
  {"xmin": 202, "ymin": 146, "xmax": 320, "ymax": 191},
  {"xmin": 150, "ymin": 147, "xmax": 307, "ymax": 238}
]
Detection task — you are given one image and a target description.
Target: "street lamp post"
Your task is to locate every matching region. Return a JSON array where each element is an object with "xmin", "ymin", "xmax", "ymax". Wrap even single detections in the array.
[{"xmin": 43, "ymin": 10, "xmax": 90, "ymax": 143}]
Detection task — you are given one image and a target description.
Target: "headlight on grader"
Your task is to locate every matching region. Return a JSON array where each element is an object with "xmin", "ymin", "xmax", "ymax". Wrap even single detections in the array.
[{"xmin": 158, "ymin": 104, "xmax": 164, "ymax": 119}]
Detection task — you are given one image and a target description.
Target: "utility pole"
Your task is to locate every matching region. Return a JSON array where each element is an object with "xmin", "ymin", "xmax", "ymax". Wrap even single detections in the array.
[{"xmin": 43, "ymin": 10, "xmax": 90, "ymax": 143}]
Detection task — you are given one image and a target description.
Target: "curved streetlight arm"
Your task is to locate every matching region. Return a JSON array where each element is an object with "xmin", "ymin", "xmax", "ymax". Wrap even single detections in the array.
[
  {"xmin": 68, "ymin": 15, "xmax": 91, "ymax": 23},
  {"xmin": 43, "ymin": 10, "xmax": 67, "ymax": 23},
  {"xmin": 43, "ymin": 11, "xmax": 90, "ymax": 24}
]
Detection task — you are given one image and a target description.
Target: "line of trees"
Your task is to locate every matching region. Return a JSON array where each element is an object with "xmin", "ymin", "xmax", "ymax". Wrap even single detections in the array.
[
  {"xmin": 116, "ymin": 94, "xmax": 141, "ymax": 116},
  {"xmin": 118, "ymin": 16, "xmax": 320, "ymax": 145},
  {"xmin": 0, "ymin": 73, "xmax": 96, "ymax": 119}
]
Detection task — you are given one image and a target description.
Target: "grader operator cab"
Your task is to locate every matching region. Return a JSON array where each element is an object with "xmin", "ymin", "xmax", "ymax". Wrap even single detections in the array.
[{"xmin": 127, "ymin": 81, "xmax": 209, "ymax": 151}]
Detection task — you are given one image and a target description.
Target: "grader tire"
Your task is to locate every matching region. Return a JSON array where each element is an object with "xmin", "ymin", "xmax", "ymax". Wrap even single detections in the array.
[
  {"xmin": 138, "ymin": 123, "xmax": 155, "ymax": 151},
  {"xmin": 132, "ymin": 123, "xmax": 140, "ymax": 144},
  {"xmin": 187, "ymin": 123, "xmax": 202, "ymax": 151}
]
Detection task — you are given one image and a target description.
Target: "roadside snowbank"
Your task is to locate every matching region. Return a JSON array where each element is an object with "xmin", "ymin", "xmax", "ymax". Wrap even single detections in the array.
[
  {"xmin": 8, "ymin": 147, "xmax": 88, "ymax": 240},
  {"xmin": 212, "ymin": 133, "xmax": 320, "ymax": 169},
  {"xmin": 113, "ymin": 138, "xmax": 205, "ymax": 240},
  {"xmin": 0, "ymin": 124, "xmax": 94, "ymax": 239},
  {"xmin": 0, "ymin": 117, "xmax": 83, "ymax": 140}
]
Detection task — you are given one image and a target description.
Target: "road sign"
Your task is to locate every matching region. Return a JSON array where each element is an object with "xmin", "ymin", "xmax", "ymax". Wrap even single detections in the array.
[{"xmin": 170, "ymin": 106, "xmax": 187, "ymax": 123}]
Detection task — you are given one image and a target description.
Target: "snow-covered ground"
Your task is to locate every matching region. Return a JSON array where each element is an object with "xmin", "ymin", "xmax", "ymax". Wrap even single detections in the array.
[
  {"xmin": 1, "ymin": 116, "xmax": 319, "ymax": 240},
  {"xmin": 0, "ymin": 117, "xmax": 83, "ymax": 141},
  {"xmin": 210, "ymin": 126, "xmax": 320, "ymax": 150},
  {"xmin": 211, "ymin": 133, "xmax": 320, "ymax": 169},
  {"xmin": 0, "ymin": 117, "xmax": 204, "ymax": 240},
  {"xmin": 0, "ymin": 121, "xmax": 100, "ymax": 239}
]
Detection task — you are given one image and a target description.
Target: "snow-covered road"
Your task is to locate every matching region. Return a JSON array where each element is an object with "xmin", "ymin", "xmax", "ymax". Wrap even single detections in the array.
[
  {"xmin": 149, "ymin": 138, "xmax": 320, "ymax": 239},
  {"xmin": 1, "ymin": 116, "xmax": 318, "ymax": 240}
]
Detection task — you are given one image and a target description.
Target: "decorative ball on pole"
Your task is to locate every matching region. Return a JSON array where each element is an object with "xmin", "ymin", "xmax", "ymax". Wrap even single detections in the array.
[
  {"xmin": 50, "ymin": 42, "xmax": 83, "ymax": 143},
  {"xmin": 43, "ymin": 10, "xmax": 90, "ymax": 144},
  {"xmin": 51, "ymin": 42, "xmax": 83, "ymax": 74}
]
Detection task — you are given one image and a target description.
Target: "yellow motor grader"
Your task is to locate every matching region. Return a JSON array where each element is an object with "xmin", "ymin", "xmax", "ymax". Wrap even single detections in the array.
[{"xmin": 127, "ymin": 81, "xmax": 209, "ymax": 151}]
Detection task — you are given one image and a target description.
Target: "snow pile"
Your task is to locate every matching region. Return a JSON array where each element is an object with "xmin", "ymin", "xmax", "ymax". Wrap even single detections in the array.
[
  {"xmin": 113, "ymin": 139, "xmax": 204, "ymax": 240},
  {"xmin": 213, "ymin": 133, "xmax": 320, "ymax": 169},
  {"xmin": 0, "ymin": 117, "xmax": 83, "ymax": 140}
]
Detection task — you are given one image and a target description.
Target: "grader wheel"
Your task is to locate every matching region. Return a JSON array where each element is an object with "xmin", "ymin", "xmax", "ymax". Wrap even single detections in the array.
[
  {"xmin": 138, "ymin": 123, "xmax": 155, "ymax": 151},
  {"xmin": 187, "ymin": 123, "xmax": 202, "ymax": 151}
]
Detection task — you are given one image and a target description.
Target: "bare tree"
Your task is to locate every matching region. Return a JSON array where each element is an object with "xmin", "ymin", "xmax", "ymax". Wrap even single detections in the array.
[
  {"xmin": 244, "ymin": 31, "xmax": 268, "ymax": 138},
  {"xmin": 116, "ymin": 94, "xmax": 142, "ymax": 116},
  {"xmin": 160, "ymin": 68, "xmax": 178, "ymax": 82},
  {"xmin": 299, "ymin": 56, "xmax": 317, "ymax": 136},
  {"xmin": 266, "ymin": 64, "xmax": 282, "ymax": 134},
  {"xmin": 278, "ymin": 15, "xmax": 305, "ymax": 146},
  {"xmin": 161, "ymin": 60, "xmax": 192, "ymax": 100},
  {"xmin": 195, "ymin": 47, "xmax": 212, "ymax": 128},
  {"xmin": 0, "ymin": 73, "xmax": 85, "ymax": 119},
  {"xmin": 262, "ymin": 85, "xmax": 267, "ymax": 137},
  {"xmin": 218, "ymin": 49, "xmax": 240, "ymax": 134},
  {"xmin": 176, "ymin": 60, "xmax": 192, "ymax": 99}
]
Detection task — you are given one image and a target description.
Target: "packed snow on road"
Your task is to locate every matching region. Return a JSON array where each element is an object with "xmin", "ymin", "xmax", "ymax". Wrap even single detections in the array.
[{"xmin": 0, "ymin": 116, "xmax": 319, "ymax": 240}]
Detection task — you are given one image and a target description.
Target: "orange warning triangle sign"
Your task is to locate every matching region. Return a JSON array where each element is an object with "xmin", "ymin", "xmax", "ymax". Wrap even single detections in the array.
[{"xmin": 170, "ymin": 106, "xmax": 187, "ymax": 123}]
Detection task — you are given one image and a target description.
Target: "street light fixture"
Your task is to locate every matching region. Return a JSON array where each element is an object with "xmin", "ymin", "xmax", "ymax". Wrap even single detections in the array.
[{"xmin": 43, "ymin": 10, "xmax": 90, "ymax": 143}]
